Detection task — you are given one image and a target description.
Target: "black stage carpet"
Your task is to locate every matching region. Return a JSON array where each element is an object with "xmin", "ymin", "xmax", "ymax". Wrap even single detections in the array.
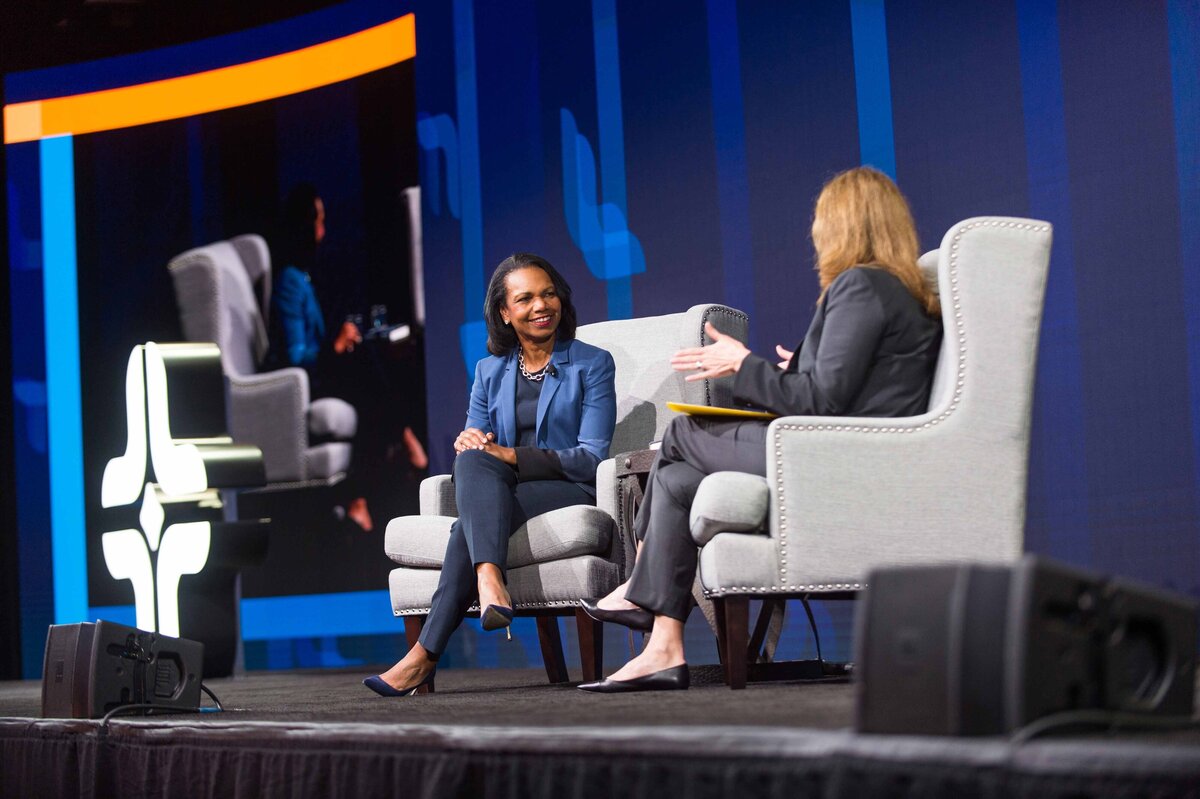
[{"xmin": 3, "ymin": 668, "xmax": 1199, "ymax": 798}]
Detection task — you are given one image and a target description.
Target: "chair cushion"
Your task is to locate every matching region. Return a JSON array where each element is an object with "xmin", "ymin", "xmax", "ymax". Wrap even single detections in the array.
[
  {"xmin": 690, "ymin": 471, "xmax": 770, "ymax": 545},
  {"xmin": 389, "ymin": 556, "xmax": 620, "ymax": 614},
  {"xmin": 308, "ymin": 397, "xmax": 357, "ymax": 440},
  {"xmin": 304, "ymin": 442, "xmax": 352, "ymax": 480},
  {"xmin": 385, "ymin": 505, "xmax": 615, "ymax": 570}
]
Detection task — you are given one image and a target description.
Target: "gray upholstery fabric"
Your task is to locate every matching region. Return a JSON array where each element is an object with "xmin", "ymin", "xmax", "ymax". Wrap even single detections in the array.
[
  {"xmin": 304, "ymin": 442, "xmax": 352, "ymax": 481},
  {"xmin": 308, "ymin": 398, "xmax": 357, "ymax": 440},
  {"xmin": 697, "ymin": 217, "xmax": 1053, "ymax": 598},
  {"xmin": 387, "ymin": 304, "xmax": 747, "ymax": 617},
  {"xmin": 229, "ymin": 234, "xmax": 271, "ymax": 327},
  {"xmin": 576, "ymin": 304, "xmax": 748, "ymax": 457},
  {"xmin": 384, "ymin": 505, "xmax": 614, "ymax": 571},
  {"xmin": 169, "ymin": 238, "xmax": 357, "ymax": 484},
  {"xmin": 689, "ymin": 471, "xmax": 769, "ymax": 545},
  {"xmin": 389, "ymin": 556, "xmax": 621, "ymax": 614},
  {"xmin": 418, "ymin": 475, "xmax": 456, "ymax": 517}
]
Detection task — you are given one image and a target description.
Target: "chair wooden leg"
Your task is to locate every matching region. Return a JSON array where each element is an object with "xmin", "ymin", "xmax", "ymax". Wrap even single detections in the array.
[
  {"xmin": 723, "ymin": 597, "xmax": 750, "ymax": 690},
  {"xmin": 574, "ymin": 608, "xmax": 604, "ymax": 682},
  {"xmin": 536, "ymin": 616, "xmax": 570, "ymax": 684},
  {"xmin": 402, "ymin": 615, "xmax": 434, "ymax": 694},
  {"xmin": 713, "ymin": 598, "xmax": 729, "ymax": 678}
]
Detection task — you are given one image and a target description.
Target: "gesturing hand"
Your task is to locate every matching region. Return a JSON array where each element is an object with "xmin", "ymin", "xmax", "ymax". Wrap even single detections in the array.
[
  {"xmin": 775, "ymin": 344, "xmax": 794, "ymax": 370},
  {"xmin": 670, "ymin": 321, "xmax": 751, "ymax": 382},
  {"xmin": 334, "ymin": 321, "xmax": 363, "ymax": 354}
]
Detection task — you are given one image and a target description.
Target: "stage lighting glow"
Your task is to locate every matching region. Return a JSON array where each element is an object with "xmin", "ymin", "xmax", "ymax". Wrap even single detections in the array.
[{"xmin": 2, "ymin": 14, "xmax": 416, "ymax": 144}]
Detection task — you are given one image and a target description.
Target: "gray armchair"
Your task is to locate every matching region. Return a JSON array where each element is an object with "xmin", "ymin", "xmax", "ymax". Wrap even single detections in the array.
[
  {"xmin": 384, "ymin": 304, "xmax": 748, "ymax": 686},
  {"xmin": 691, "ymin": 217, "xmax": 1053, "ymax": 688},
  {"xmin": 168, "ymin": 236, "xmax": 356, "ymax": 486}
]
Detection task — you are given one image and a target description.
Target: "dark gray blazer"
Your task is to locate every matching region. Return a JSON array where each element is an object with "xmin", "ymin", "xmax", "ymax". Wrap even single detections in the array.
[{"xmin": 733, "ymin": 266, "xmax": 942, "ymax": 417}]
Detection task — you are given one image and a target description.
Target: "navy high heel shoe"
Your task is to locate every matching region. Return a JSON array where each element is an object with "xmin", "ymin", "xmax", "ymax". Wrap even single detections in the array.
[
  {"xmin": 481, "ymin": 604, "xmax": 514, "ymax": 639},
  {"xmin": 362, "ymin": 669, "xmax": 435, "ymax": 697}
]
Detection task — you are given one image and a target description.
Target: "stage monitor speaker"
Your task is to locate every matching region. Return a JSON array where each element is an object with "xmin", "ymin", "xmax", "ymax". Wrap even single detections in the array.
[
  {"xmin": 854, "ymin": 555, "xmax": 1197, "ymax": 736},
  {"xmin": 41, "ymin": 621, "xmax": 204, "ymax": 719}
]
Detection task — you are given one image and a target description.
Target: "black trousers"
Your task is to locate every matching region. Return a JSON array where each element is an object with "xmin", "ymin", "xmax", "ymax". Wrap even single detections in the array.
[
  {"xmin": 625, "ymin": 416, "xmax": 769, "ymax": 621},
  {"xmin": 418, "ymin": 449, "xmax": 593, "ymax": 656}
]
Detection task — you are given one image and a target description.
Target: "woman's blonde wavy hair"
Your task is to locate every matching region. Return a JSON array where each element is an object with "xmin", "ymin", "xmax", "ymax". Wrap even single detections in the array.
[{"xmin": 811, "ymin": 166, "xmax": 939, "ymax": 316}]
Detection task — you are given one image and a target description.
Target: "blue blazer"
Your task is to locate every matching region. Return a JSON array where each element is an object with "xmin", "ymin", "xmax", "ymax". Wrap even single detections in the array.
[
  {"xmin": 465, "ymin": 338, "xmax": 616, "ymax": 486},
  {"xmin": 273, "ymin": 265, "xmax": 325, "ymax": 367}
]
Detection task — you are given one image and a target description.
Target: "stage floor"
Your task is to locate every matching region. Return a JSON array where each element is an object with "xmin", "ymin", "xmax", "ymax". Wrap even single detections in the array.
[{"xmin": 3, "ymin": 668, "xmax": 1200, "ymax": 798}]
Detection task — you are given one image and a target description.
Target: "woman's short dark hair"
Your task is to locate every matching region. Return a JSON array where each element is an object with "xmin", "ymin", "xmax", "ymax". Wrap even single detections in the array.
[{"xmin": 484, "ymin": 253, "xmax": 577, "ymax": 355}]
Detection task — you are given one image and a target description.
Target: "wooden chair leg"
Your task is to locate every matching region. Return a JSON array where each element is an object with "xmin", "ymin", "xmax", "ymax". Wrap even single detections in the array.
[
  {"xmin": 574, "ymin": 608, "xmax": 604, "ymax": 682},
  {"xmin": 723, "ymin": 597, "xmax": 750, "ymax": 690},
  {"xmin": 536, "ymin": 616, "xmax": 570, "ymax": 684},
  {"xmin": 402, "ymin": 615, "xmax": 434, "ymax": 694},
  {"xmin": 712, "ymin": 598, "xmax": 729, "ymax": 679}
]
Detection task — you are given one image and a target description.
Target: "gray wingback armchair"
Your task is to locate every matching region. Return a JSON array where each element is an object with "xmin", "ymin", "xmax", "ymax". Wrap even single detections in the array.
[
  {"xmin": 690, "ymin": 217, "xmax": 1053, "ymax": 688},
  {"xmin": 168, "ymin": 236, "xmax": 357, "ymax": 486},
  {"xmin": 384, "ymin": 304, "xmax": 748, "ymax": 686}
]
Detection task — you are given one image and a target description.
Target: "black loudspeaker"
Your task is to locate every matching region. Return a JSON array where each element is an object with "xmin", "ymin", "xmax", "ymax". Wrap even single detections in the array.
[
  {"xmin": 41, "ymin": 621, "xmax": 204, "ymax": 719},
  {"xmin": 854, "ymin": 555, "xmax": 1197, "ymax": 735}
]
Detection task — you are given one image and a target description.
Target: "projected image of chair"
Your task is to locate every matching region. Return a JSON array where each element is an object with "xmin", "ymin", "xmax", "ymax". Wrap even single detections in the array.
[
  {"xmin": 689, "ymin": 217, "xmax": 1052, "ymax": 688},
  {"xmin": 383, "ymin": 304, "xmax": 748, "ymax": 686},
  {"xmin": 168, "ymin": 235, "xmax": 356, "ymax": 488}
]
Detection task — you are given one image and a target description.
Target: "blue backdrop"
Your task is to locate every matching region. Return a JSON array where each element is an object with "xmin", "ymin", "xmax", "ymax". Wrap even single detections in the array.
[{"xmin": 415, "ymin": 0, "xmax": 1200, "ymax": 609}]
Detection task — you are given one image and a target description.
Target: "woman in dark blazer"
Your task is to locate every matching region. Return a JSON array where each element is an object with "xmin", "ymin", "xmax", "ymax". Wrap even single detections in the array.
[
  {"xmin": 365, "ymin": 253, "xmax": 617, "ymax": 696},
  {"xmin": 579, "ymin": 167, "xmax": 943, "ymax": 692}
]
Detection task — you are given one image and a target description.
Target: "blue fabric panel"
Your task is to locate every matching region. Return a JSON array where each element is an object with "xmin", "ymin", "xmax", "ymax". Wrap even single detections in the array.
[
  {"xmin": 1058, "ymin": 0, "xmax": 1199, "ymax": 592},
  {"xmin": 1169, "ymin": 0, "xmax": 1200, "ymax": 596},
  {"xmin": 1016, "ymin": 0, "xmax": 1092, "ymax": 564},
  {"xmin": 736, "ymin": 1, "xmax": 861, "ymax": 355},
  {"xmin": 617, "ymin": 1, "xmax": 722, "ymax": 321},
  {"xmin": 887, "ymin": 0, "xmax": 1030, "ymax": 249},
  {"xmin": 849, "ymin": 0, "xmax": 897, "ymax": 178}
]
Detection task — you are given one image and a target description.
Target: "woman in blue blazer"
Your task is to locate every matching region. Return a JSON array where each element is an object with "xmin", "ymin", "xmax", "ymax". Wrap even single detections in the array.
[{"xmin": 365, "ymin": 253, "xmax": 616, "ymax": 696}]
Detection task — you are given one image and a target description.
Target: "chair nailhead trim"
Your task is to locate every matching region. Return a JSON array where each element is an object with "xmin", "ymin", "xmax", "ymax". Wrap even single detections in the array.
[
  {"xmin": 393, "ymin": 598, "xmax": 585, "ymax": 616},
  {"xmin": 764, "ymin": 218, "xmax": 1050, "ymax": 585}
]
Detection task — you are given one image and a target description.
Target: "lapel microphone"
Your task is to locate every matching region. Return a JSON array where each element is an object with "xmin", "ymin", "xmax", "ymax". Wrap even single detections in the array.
[{"xmin": 547, "ymin": 363, "xmax": 558, "ymax": 378}]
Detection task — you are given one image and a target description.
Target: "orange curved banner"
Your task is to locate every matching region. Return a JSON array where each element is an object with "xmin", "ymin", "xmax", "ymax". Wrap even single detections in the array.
[{"xmin": 4, "ymin": 14, "xmax": 415, "ymax": 144}]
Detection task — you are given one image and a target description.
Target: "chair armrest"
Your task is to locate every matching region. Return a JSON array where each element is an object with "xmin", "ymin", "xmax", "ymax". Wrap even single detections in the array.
[
  {"xmin": 595, "ymin": 457, "xmax": 617, "ymax": 519},
  {"xmin": 227, "ymin": 368, "xmax": 309, "ymax": 483},
  {"xmin": 765, "ymin": 411, "xmax": 1026, "ymax": 586},
  {"xmin": 419, "ymin": 474, "xmax": 457, "ymax": 517},
  {"xmin": 690, "ymin": 472, "xmax": 769, "ymax": 545}
]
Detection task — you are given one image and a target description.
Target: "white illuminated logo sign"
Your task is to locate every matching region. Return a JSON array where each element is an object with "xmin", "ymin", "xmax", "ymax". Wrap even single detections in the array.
[{"xmin": 100, "ymin": 343, "xmax": 211, "ymax": 637}]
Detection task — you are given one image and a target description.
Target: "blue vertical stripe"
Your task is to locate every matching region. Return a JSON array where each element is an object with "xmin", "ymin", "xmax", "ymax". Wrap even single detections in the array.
[
  {"xmin": 1015, "ymin": 0, "xmax": 1090, "ymax": 563},
  {"xmin": 849, "ymin": 0, "xmax": 897, "ymax": 178},
  {"xmin": 592, "ymin": 0, "xmax": 634, "ymax": 320},
  {"xmin": 705, "ymin": 0, "xmax": 755, "ymax": 320},
  {"xmin": 454, "ymin": 0, "xmax": 485, "ymax": 317},
  {"xmin": 1168, "ymin": 0, "xmax": 1200, "ymax": 578},
  {"xmin": 39, "ymin": 135, "xmax": 88, "ymax": 625}
]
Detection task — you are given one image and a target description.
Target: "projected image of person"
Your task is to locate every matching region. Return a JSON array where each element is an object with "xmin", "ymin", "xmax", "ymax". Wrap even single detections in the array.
[
  {"xmin": 577, "ymin": 167, "xmax": 943, "ymax": 692},
  {"xmin": 270, "ymin": 183, "xmax": 428, "ymax": 531},
  {"xmin": 363, "ymin": 254, "xmax": 616, "ymax": 697}
]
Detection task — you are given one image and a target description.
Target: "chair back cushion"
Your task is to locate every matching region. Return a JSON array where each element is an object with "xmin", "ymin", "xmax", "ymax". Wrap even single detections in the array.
[
  {"xmin": 576, "ymin": 304, "xmax": 748, "ymax": 455},
  {"xmin": 169, "ymin": 241, "xmax": 268, "ymax": 377}
]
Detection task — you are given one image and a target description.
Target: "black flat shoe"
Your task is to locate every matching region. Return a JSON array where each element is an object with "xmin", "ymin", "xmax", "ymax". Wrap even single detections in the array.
[
  {"xmin": 362, "ymin": 670, "xmax": 435, "ymax": 697},
  {"xmin": 579, "ymin": 597, "xmax": 653, "ymax": 631},
  {"xmin": 577, "ymin": 664, "xmax": 689, "ymax": 693}
]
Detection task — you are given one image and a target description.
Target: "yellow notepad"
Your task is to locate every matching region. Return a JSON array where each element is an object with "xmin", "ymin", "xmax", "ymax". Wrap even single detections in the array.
[{"xmin": 666, "ymin": 401, "xmax": 778, "ymax": 420}]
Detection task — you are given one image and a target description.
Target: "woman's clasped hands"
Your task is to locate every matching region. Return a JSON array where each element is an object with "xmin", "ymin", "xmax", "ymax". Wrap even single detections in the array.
[{"xmin": 454, "ymin": 427, "xmax": 517, "ymax": 465}]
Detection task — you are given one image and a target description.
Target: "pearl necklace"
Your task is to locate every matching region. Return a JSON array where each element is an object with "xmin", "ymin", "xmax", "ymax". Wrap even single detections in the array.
[{"xmin": 518, "ymin": 350, "xmax": 549, "ymax": 382}]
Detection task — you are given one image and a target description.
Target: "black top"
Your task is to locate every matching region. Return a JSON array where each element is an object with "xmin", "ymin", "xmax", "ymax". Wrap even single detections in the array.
[
  {"xmin": 733, "ymin": 266, "xmax": 942, "ymax": 417},
  {"xmin": 512, "ymin": 371, "xmax": 566, "ymax": 481},
  {"xmin": 514, "ymin": 371, "xmax": 541, "ymax": 447}
]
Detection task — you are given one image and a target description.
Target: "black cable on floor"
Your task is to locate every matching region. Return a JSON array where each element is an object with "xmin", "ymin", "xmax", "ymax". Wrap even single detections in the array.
[
  {"xmin": 1010, "ymin": 710, "xmax": 1200, "ymax": 744},
  {"xmin": 200, "ymin": 683, "xmax": 224, "ymax": 712}
]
